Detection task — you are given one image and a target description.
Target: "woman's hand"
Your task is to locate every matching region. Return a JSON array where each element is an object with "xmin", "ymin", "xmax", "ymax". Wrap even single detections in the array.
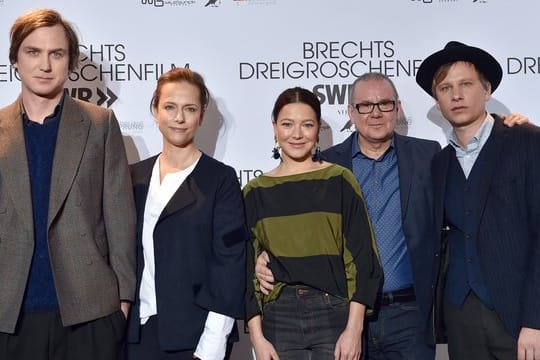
[
  {"xmin": 334, "ymin": 326, "xmax": 362, "ymax": 360},
  {"xmin": 251, "ymin": 333, "xmax": 280, "ymax": 360}
]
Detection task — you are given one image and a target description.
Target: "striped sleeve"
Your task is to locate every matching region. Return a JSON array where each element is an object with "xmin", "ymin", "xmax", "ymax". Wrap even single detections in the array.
[{"xmin": 340, "ymin": 168, "xmax": 382, "ymax": 308}]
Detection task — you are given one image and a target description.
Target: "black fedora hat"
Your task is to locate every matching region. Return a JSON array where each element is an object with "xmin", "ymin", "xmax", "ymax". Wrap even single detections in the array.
[{"xmin": 416, "ymin": 41, "xmax": 502, "ymax": 97}]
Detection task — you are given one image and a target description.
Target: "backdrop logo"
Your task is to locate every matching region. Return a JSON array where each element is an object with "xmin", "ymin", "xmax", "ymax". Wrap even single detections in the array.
[
  {"xmin": 239, "ymin": 41, "xmax": 422, "ymax": 86},
  {"xmin": 237, "ymin": 169, "xmax": 263, "ymax": 187},
  {"xmin": 65, "ymin": 87, "xmax": 118, "ymax": 107},
  {"xmin": 140, "ymin": 0, "xmax": 197, "ymax": 7},
  {"xmin": 141, "ymin": 0, "xmax": 164, "ymax": 6},
  {"xmin": 204, "ymin": 0, "xmax": 220, "ymax": 6},
  {"xmin": 233, "ymin": 0, "xmax": 278, "ymax": 6},
  {"xmin": 507, "ymin": 56, "xmax": 540, "ymax": 75}
]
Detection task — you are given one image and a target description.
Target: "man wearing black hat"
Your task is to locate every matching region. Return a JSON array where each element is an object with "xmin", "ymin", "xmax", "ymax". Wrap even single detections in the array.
[{"xmin": 417, "ymin": 41, "xmax": 540, "ymax": 360}]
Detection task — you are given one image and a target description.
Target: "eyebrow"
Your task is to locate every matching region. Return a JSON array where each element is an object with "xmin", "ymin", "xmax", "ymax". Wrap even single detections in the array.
[
  {"xmin": 22, "ymin": 46, "xmax": 67, "ymax": 53},
  {"xmin": 357, "ymin": 98, "xmax": 394, "ymax": 103}
]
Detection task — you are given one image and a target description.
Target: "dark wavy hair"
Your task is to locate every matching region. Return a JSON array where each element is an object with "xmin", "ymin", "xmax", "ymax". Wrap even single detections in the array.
[{"xmin": 272, "ymin": 87, "xmax": 321, "ymax": 123}]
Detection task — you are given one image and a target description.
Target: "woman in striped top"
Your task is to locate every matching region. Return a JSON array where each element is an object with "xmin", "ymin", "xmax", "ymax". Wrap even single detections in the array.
[{"xmin": 244, "ymin": 87, "xmax": 382, "ymax": 360}]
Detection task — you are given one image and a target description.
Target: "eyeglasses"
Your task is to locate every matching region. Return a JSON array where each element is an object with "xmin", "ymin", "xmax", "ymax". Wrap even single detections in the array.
[{"xmin": 353, "ymin": 100, "xmax": 396, "ymax": 114}]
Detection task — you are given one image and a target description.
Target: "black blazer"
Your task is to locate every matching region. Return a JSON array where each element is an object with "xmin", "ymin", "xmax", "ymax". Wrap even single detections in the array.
[
  {"xmin": 127, "ymin": 153, "xmax": 248, "ymax": 351},
  {"xmin": 323, "ymin": 132, "xmax": 441, "ymax": 345},
  {"xmin": 432, "ymin": 116, "xmax": 540, "ymax": 338}
]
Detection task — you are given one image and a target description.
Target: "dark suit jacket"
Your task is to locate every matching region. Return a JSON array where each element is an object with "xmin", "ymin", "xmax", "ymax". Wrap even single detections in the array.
[
  {"xmin": 323, "ymin": 132, "xmax": 441, "ymax": 345},
  {"xmin": 127, "ymin": 153, "xmax": 247, "ymax": 351},
  {"xmin": 0, "ymin": 96, "xmax": 136, "ymax": 333},
  {"xmin": 432, "ymin": 116, "xmax": 540, "ymax": 338}
]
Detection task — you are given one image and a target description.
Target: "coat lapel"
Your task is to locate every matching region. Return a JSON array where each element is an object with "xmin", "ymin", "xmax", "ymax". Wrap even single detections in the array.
[
  {"xmin": 433, "ymin": 146, "xmax": 451, "ymax": 232},
  {"xmin": 0, "ymin": 98, "xmax": 34, "ymax": 235},
  {"xmin": 471, "ymin": 117, "xmax": 507, "ymax": 223},
  {"xmin": 394, "ymin": 134, "xmax": 413, "ymax": 219},
  {"xmin": 157, "ymin": 155, "xmax": 208, "ymax": 224},
  {"xmin": 132, "ymin": 156, "xmax": 157, "ymax": 244},
  {"xmin": 48, "ymin": 96, "xmax": 91, "ymax": 227},
  {"xmin": 158, "ymin": 177, "xmax": 197, "ymax": 223}
]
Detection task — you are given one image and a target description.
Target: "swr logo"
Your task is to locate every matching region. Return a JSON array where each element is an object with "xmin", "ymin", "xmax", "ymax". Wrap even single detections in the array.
[{"xmin": 65, "ymin": 87, "xmax": 118, "ymax": 108}]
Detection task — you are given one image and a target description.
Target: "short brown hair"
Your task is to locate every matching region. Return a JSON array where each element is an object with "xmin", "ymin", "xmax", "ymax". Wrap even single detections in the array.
[
  {"xmin": 9, "ymin": 8, "xmax": 80, "ymax": 72},
  {"xmin": 150, "ymin": 67, "xmax": 210, "ymax": 114},
  {"xmin": 431, "ymin": 61, "xmax": 490, "ymax": 98}
]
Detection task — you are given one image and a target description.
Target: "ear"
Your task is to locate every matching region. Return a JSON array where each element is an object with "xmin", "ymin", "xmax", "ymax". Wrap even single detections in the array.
[
  {"xmin": 484, "ymin": 83, "xmax": 492, "ymax": 102},
  {"xmin": 272, "ymin": 121, "xmax": 279, "ymax": 140},
  {"xmin": 347, "ymin": 103, "xmax": 355, "ymax": 119},
  {"xmin": 395, "ymin": 99, "xmax": 402, "ymax": 113},
  {"xmin": 198, "ymin": 111, "xmax": 205, "ymax": 126}
]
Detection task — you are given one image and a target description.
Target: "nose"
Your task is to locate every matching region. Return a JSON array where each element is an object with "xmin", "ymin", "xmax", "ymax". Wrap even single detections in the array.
[
  {"xmin": 292, "ymin": 124, "xmax": 302, "ymax": 138},
  {"xmin": 39, "ymin": 54, "xmax": 52, "ymax": 72},
  {"xmin": 173, "ymin": 110, "xmax": 184, "ymax": 123},
  {"xmin": 370, "ymin": 104, "xmax": 383, "ymax": 117},
  {"xmin": 451, "ymin": 88, "xmax": 463, "ymax": 101}
]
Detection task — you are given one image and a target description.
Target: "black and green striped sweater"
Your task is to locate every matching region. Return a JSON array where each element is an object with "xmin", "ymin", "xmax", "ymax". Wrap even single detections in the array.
[{"xmin": 244, "ymin": 163, "xmax": 382, "ymax": 320}]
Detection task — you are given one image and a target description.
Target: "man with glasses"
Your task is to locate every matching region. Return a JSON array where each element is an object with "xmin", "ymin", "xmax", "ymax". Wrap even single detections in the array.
[{"xmin": 324, "ymin": 72, "xmax": 440, "ymax": 359}]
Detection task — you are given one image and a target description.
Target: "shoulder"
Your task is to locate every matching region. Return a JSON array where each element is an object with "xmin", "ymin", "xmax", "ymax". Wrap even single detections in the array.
[
  {"xmin": 192, "ymin": 154, "xmax": 240, "ymax": 191},
  {"xmin": 0, "ymin": 99, "xmax": 21, "ymax": 124},
  {"xmin": 131, "ymin": 154, "xmax": 158, "ymax": 171},
  {"xmin": 395, "ymin": 133, "xmax": 441, "ymax": 153},
  {"xmin": 323, "ymin": 133, "xmax": 355, "ymax": 156},
  {"xmin": 195, "ymin": 153, "xmax": 236, "ymax": 177},
  {"xmin": 130, "ymin": 154, "xmax": 158, "ymax": 180},
  {"xmin": 68, "ymin": 96, "xmax": 111, "ymax": 117}
]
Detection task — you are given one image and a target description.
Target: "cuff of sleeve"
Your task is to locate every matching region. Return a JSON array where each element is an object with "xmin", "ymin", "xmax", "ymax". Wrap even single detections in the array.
[{"xmin": 194, "ymin": 312, "xmax": 235, "ymax": 360}]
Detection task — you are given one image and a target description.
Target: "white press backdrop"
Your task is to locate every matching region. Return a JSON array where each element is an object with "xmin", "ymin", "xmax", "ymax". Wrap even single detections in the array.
[{"xmin": 1, "ymin": 1, "xmax": 539, "ymax": 359}]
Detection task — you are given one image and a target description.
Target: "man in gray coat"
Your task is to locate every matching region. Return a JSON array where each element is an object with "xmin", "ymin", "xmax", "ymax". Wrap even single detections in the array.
[{"xmin": 0, "ymin": 9, "xmax": 136, "ymax": 360}]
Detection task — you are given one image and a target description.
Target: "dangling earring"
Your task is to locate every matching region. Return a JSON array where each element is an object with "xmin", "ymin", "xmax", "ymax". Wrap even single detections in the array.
[
  {"xmin": 312, "ymin": 141, "xmax": 321, "ymax": 162},
  {"xmin": 272, "ymin": 139, "xmax": 281, "ymax": 159}
]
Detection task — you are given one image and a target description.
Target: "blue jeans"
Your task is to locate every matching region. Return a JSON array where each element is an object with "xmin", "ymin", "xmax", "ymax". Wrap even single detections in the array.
[
  {"xmin": 364, "ymin": 301, "xmax": 435, "ymax": 360},
  {"xmin": 262, "ymin": 285, "xmax": 349, "ymax": 360}
]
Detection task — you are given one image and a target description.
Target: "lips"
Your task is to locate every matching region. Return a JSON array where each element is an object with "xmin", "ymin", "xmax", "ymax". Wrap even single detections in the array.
[{"xmin": 451, "ymin": 106, "xmax": 467, "ymax": 112}]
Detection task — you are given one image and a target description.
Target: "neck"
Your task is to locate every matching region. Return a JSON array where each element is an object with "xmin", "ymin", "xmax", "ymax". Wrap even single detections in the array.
[
  {"xmin": 21, "ymin": 90, "xmax": 63, "ymax": 124},
  {"xmin": 453, "ymin": 113, "xmax": 487, "ymax": 148},
  {"xmin": 160, "ymin": 144, "xmax": 201, "ymax": 174},
  {"xmin": 358, "ymin": 136, "xmax": 392, "ymax": 160},
  {"xmin": 275, "ymin": 156, "xmax": 321, "ymax": 176}
]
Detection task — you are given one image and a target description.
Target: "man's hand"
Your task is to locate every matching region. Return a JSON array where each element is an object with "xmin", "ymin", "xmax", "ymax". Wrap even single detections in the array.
[
  {"xmin": 518, "ymin": 327, "xmax": 540, "ymax": 360},
  {"xmin": 255, "ymin": 251, "xmax": 275, "ymax": 295},
  {"xmin": 501, "ymin": 113, "xmax": 530, "ymax": 127},
  {"xmin": 120, "ymin": 301, "xmax": 130, "ymax": 319}
]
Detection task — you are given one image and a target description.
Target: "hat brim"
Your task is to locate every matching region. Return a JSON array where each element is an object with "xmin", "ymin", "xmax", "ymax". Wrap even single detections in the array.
[{"xmin": 416, "ymin": 43, "xmax": 502, "ymax": 97}]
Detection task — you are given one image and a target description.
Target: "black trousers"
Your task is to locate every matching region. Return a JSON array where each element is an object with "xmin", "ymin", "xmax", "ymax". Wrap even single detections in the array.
[
  {"xmin": 127, "ymin": 316, "xmax": 195, "ymax": 360},
  {"xmin": 445, "ymin": 292, "xmax": 517, "ymax": 360},
  {"xmin": 0, "ymin": 309, "xmax": 126, "ymax": 360},
  {"xmin": 127, "ymin": 315, "xmax": 235, "ymax": 360}
]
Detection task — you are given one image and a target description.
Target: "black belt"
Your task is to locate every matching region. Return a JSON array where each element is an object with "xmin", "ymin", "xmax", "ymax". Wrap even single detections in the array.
[{"xmin": 377, "ymin": 286, "xmax": 415, "ymax": 306}]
